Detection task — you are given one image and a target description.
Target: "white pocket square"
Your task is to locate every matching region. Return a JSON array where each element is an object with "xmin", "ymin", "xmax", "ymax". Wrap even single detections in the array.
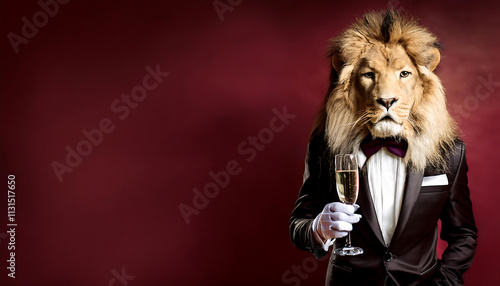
[{"xmin": 421, "ymin": 174, "xmax": 448, "ymax": 186}]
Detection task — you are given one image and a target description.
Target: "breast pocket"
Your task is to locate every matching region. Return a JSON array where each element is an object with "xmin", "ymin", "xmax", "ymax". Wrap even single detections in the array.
[
  {"xmin": 419, "ymin": 185, "xmax": 448, "ymax": 193},
  {"xmin": 411, "ymin": 187, "xmax": 449, "ymax": 223}
]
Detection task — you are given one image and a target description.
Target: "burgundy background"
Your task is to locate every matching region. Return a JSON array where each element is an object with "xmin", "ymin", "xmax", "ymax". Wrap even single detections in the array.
[{"xmin": 1, "ymin": 0, "xmax": 499, "ymax": 285}]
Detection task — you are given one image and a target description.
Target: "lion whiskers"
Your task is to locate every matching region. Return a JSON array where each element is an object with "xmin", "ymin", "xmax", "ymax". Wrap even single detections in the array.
[
  {"xmin": 405, "ymin": 111, "xmax": 420, "ymax": 134},
  {"xmin": 339, "ymin": 109, "xmax": 373, "ymax": 129},
  {"xmin": 353, "ymin": 110, "xmax": 373, "ymax": 127},
  {"xmin": 405, "ymin": 117, "xmax": 418, "ymax": 134}
]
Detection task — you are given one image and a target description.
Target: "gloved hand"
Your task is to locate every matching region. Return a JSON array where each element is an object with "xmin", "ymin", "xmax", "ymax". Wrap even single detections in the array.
[{"xmin": 315, "ymin": 202, "xmax": 362, "ymax": 240}]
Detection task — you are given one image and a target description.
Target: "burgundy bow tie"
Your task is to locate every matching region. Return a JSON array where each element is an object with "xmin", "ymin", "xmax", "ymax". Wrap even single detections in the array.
[{"xmin": 360, "ymin": 137, "xmax": 408, "ymax": 159}]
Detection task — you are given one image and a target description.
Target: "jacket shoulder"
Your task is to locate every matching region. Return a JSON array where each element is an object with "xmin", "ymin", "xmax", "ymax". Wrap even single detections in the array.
[{"xmin": 424, "ymin": 138, "xmax": 466, "ymax": 176}]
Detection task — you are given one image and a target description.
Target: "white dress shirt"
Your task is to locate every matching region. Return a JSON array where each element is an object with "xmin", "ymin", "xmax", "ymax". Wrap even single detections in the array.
[{"xmin": 313, "ymin": 147, "xmax": 407, "ymax": 250}]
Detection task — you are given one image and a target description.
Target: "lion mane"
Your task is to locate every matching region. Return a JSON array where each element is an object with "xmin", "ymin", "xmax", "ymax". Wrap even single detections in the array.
[{"xmin": 319, "ymin": 9, "xmax": 458, "ymax": 172}]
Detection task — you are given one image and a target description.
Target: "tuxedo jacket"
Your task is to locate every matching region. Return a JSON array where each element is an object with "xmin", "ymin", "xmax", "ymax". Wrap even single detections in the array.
[{"xmin": 289, "ymin": 131, "xmax": 477, "ymax": 286}]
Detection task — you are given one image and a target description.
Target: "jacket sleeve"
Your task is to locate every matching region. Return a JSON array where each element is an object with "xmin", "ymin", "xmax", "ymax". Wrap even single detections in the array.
[
  {"xmin": 434, "ymin": 141, "xmax": 478, "ymax": 285},
  {"xmin": 289, "ymin": 131, "xmax": 334, "ymax": 259}
]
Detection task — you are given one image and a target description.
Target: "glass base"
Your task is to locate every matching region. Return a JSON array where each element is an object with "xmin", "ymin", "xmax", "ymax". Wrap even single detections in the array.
[{"xmin": 334, "ymin": 246, "xmax": 364, "ymax": 256}]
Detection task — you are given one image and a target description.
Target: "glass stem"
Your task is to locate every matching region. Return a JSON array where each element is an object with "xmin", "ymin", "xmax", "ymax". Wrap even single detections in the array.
[{"xmin": 346, "ymin": 231, "xmax": 352, "ymax": 247}]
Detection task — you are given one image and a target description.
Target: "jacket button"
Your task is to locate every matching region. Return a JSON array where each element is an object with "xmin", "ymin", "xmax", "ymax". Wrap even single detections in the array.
[{"xmin": 384, "ymin": 252, "xmax": 393, "ymax": 262}]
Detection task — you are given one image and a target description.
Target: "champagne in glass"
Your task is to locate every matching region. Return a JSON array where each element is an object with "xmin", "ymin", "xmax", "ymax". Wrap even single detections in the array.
[{"xmin": 334, "ymin": 154, "xmax": 363, "ymax": 256}]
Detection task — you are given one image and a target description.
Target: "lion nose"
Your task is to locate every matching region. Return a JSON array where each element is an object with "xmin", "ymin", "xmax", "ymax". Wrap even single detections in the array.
[{"xmin": 377, "ymin": 98, "xmax": 397, "ymax": 109}]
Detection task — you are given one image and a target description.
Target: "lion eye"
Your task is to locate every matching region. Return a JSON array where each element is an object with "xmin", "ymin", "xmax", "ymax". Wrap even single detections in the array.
[
  {"xmin": 363, "ymin": 72, "xmax": 374, "ymax": 79},
  {"xmin": 400, "ymin": 71, "xmax": 411, "ymax": 78}
]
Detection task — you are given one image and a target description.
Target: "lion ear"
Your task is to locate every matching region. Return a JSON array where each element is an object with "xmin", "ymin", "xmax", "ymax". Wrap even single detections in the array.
[
  {"xmin": 428, "ymin": 48, "xmax": 440, "ymax": 71},
  {"xmin": 331, "ymin": 52, "xmax": 344, "ymax": 73}
]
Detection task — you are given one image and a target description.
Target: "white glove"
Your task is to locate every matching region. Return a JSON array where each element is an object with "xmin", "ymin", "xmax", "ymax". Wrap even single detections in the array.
[{"xmin": 314, "ymin": 202, "xmax": 362, "ymax": 241}]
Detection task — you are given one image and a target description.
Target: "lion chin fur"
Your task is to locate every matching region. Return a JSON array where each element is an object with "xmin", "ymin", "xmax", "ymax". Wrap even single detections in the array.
[{"xmin": 322, "ymin": 9, "xmax": 458, "ymax": 172}]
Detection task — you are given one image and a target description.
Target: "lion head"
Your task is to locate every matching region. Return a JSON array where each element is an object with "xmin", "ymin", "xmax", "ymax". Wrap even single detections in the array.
[{"xmin": 322, "ymin": 10, "xmax": 458, "ymax": 171}]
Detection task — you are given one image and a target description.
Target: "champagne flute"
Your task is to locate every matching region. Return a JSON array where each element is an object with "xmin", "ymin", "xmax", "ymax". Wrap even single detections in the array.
[{"xmin": 333, "ymin": 154, "xmax": 363, "ymax": 256}]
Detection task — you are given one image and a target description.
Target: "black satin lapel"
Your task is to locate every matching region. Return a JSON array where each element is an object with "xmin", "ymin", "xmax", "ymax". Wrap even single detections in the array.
[
  {"xmin": 357, "ymin": 167, "xmax": 385, "ymax": 245},
  {"xmin": 390, "ymin": 168, "xmax": 424, "ymax": 244}
]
